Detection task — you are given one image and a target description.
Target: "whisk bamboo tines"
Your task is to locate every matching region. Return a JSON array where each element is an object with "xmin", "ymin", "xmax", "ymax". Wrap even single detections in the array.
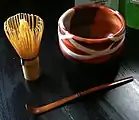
[{"xmin": 4, "ymin": 13, "xmax": 44, "ymax": 81}]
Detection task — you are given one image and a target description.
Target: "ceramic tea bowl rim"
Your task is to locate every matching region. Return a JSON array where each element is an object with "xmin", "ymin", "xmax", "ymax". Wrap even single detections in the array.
[{"xmin": 58, "ymin": 4, "xmax": 125, "ymax": 44}]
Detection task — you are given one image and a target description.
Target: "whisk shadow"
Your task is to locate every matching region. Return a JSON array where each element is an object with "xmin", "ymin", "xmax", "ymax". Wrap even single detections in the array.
[{"xmin": 25, "ymin": 72, "xmax": 67, "ymax": 107}]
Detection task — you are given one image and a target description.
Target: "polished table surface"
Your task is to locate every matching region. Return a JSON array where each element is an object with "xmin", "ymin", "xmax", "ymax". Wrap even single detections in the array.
[{"xmin": 1, "ymin": 3, "xmax": 139, "ymax": 120}]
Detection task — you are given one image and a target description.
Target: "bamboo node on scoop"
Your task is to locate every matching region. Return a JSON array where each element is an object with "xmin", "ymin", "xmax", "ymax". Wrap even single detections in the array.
[{"xmin": 4, "ymin": 13, "xmax": 44, "ymax": 81}]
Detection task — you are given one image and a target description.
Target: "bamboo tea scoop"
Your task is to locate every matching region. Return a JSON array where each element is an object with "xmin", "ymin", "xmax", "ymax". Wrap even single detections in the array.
[{"xmin": 26, "ymin": 76, "xmax": 134, "ymax": 114}]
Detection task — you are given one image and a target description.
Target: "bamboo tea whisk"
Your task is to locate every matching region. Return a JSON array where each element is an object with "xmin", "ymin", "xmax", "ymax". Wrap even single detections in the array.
[{"xmin": 4, "ymin": 13, "xmax": 44, "ymax": 81}]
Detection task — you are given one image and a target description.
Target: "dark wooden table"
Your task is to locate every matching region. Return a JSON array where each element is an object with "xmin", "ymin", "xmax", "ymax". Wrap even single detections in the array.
[{"xmin": 1, "ymin": 1, "xmax": 139, "ymax": 120}]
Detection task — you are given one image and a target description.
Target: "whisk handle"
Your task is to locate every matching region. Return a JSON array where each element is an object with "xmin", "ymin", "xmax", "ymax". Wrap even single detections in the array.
[{"xmin": 21, "ymin": 56, "xmax": 40, "ymax": 81}]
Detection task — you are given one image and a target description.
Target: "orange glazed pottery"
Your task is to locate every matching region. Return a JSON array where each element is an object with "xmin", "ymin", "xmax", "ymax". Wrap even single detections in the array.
[{"xmin": 58, "ymin": 4, "xmax": 125, "ymax": 63}]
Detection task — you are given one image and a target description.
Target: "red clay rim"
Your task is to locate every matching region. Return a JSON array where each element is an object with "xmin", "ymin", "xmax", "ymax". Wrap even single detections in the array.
[{"xmin": 60, "ymin": 4, "xmax": 125, "ymax": 43}]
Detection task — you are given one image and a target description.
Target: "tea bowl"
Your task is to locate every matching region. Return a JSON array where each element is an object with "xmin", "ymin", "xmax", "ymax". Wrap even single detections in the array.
[{"xmin": 58, "ymin": 4, "xmax": 125, "ymax": 63}]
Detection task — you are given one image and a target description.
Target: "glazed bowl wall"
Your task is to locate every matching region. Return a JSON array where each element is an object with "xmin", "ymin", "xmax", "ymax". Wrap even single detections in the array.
[{"xmin": 58, "ymin": 4, "xmax": 125, "ymax": 63}]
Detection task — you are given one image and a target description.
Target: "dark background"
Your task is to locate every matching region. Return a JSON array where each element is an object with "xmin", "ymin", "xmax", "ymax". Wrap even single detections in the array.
[{"xmin": 0, "ymin": 0, "xmax": 74, "ymax": 29}]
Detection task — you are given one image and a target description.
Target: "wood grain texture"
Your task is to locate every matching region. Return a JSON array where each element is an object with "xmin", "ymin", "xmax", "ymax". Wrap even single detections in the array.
[
  {"xmin": 1, "ymin": 24, "xmax": 139, "ymax": 120},
  {"xmin": 0, "ymin": 1, "xmax": 139, "ymax": 120}
]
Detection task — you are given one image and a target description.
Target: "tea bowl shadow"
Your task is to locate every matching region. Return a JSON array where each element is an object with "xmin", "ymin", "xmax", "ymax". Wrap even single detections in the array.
[{"xmin": 64, "ymin": 56, "xmax": 122, "ymax": 93}]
